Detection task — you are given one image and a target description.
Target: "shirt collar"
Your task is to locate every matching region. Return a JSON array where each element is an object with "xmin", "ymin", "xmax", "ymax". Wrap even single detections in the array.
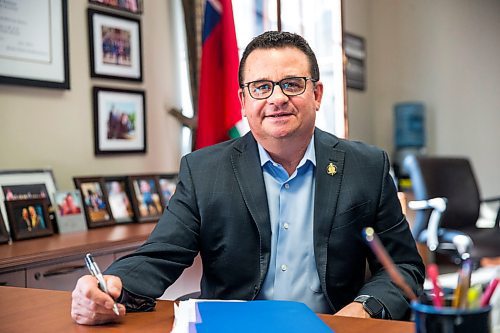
[{"xmin": 257, "ymin": 135, "xmax": 316, "ymax": 168}]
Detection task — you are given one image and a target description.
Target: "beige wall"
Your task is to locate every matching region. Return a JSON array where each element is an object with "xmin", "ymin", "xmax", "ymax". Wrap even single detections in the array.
[
  {"xmin": 345, "ymin": 0, "xmax": 500, "ymax": 197},
  {"xmin": 0, "ymin": 1, "xmax": 183, "ymax": 190}
]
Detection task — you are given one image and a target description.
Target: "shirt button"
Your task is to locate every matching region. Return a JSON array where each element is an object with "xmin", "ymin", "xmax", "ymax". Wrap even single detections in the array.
[
  {"xmin": 283, "ymin": 223, "xmax": 289, "ymax": 230},
  {"xmin": 281, "ymin": 264, "xmax": 287, "ymax": 271},
  {"xmin": 284, "ymin": 183, "xmax": 290, "ymax": 189}
]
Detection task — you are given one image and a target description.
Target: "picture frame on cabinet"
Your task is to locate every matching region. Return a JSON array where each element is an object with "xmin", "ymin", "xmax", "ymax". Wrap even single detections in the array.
[
  {"xmin": 103, "ymin": 176, "xmax": 135, "ymax": 223},
  {"xmin": 128, "ymin": 175, "xmax": 163, "ymax": 223},
  {"xmin": 88, "ymin": 9, "xmax": 143, "ymax": 81},
  {"xmin": 5, "ymin": 199, "xmax": 54, "ymax": 241},
  {"xmin": 73, "ymin": 177, "xmax": 115, "ymax": 228},
  {"xmin": 89, "ymin": 0, "xmax": 143, "ymax": 15},
  {"xmin": 158, "ymin": 174, "xmax": 178, "ymax": 208},
  {"xmin": 0, "ymin": 211, "xmax": 9, "ymax": 244},
  {"xmin": 54, "ymin": 190, "xmax": 88, "ymax": 234}
]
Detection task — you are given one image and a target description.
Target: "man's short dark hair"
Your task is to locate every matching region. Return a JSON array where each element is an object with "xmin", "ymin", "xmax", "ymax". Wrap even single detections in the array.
[{"xmin": 238, "ymin": 31, "xmax": 320, "ymax": 86}]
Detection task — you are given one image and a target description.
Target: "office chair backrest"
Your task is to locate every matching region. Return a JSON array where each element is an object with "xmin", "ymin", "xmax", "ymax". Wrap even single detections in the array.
[{"xmin": 404, "ymin": 156, "xmax": 481, "ymax": 233}]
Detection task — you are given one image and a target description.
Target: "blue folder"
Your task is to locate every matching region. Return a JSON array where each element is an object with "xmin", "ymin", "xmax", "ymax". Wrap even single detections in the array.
[{"xmin": 195, "ymin": 300, "xmax": 334, "ymax": 333}]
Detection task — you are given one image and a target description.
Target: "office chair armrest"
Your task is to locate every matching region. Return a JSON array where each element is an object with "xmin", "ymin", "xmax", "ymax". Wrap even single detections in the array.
[
  {"xmin": 481, "ymin": 196, "xmax": 500, "ymax": 228},
  {"xmin": 408, "ymin": 198, "xmax": 448, "ymax": 251}
]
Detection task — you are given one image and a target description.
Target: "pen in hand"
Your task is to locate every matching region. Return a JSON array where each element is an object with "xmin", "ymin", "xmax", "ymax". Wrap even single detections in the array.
[{"xmin": 85, "ymin": 253, "xmax": 120, "ymax": 316}]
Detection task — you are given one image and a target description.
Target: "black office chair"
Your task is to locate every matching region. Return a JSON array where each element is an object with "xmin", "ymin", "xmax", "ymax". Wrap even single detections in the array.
[{"xmin": 403, "ymin": 155, "xmax": 500, "ymax": 264}]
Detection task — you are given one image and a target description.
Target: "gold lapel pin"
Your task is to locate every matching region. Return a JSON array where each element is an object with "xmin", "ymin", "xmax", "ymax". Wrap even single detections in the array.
[{"xmin": 327, "ymin": 162, "xmax": 337, "ymax": 176}]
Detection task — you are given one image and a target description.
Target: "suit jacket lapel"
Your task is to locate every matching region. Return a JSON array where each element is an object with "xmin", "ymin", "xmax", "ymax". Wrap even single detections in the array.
[
  {"xmin": 313, "ymin": 129, "xmax": 345, "ymax": 304},
  {"xmin": 230, "ymin": 133, "xmax": 271, "ymax": 283}
]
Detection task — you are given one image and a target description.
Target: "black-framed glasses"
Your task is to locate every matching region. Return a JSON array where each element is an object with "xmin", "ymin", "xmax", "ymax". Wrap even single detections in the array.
[{"xmin": 240, "ymin": 76, "xmax": 318, "ymax": 100}]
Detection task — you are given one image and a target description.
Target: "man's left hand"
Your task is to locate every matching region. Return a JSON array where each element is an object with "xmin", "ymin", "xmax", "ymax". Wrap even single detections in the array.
[{"xmin": 334, "ymin": 302, "xmax": 371, "ymax": 318}]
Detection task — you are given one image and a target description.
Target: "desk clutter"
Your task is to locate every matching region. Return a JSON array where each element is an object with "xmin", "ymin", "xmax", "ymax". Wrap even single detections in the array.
[
  {"xmin": 172, "ymin": 299, "xmax": 333, "ymax": 333},
  {"xmin": 0, "ymin": 169, "xmax": 178, "ymax": 243}
]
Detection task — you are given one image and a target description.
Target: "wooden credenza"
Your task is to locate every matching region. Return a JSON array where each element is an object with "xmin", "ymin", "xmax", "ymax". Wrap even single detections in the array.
[{"xmin": 0, "ymin": 224, "xmax": 155, "ymax": 290}]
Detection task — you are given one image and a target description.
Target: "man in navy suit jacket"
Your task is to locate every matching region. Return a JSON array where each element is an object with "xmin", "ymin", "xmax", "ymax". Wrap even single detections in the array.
[{"xmin": 72, "ymin": 31, "xmax": 424, "ymax": 325}]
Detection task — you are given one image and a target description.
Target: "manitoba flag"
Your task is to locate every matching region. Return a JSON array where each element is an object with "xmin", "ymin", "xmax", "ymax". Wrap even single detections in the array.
[{"xmin": 196, "ymin": 0, "xmax": 245, "ymax": 149}]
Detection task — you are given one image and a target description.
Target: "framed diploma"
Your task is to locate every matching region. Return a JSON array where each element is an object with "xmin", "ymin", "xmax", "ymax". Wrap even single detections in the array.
[{"xmin": 0, "ymin": 0, "xmax": 70, "ymax": 89}]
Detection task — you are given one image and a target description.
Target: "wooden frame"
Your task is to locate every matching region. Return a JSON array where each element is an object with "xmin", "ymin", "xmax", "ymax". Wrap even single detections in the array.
[
  {"xmin": 6, "ymin": 199, "xmax": 54, "ymax": 241},
  {"xmin": 89, "ymin": 0, "xmax": 143, "ymax": 15},
  {"xmin": 93, "ymin": 87, "xmax": 147, "ymax": 155},
  {"xmin": 128, "ymin": 175, "xmax": 163, "ymax": 222},
  {"xmin": 103, "ymin": 176, "xmax": 135, "ymax": 223},
  {"xmin": 158, "ymin": 173, "xmax": 178, "ymax": 208},
  {"xmin": 88, "ymin": 9, "xmax": 143, "ymax": 81},
  {"xmin": 73, "ymin": 177, "xmax": 115, "ymax": 228},
  {"xmin": 0, "ymin": 0, "xmax": 70, "ymax": 89}
]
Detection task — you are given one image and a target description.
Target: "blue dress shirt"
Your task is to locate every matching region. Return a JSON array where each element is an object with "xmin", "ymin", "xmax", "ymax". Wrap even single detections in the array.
[{"xmin": 255, "ymin": 136, "xmax": 331, "ymax": 313}]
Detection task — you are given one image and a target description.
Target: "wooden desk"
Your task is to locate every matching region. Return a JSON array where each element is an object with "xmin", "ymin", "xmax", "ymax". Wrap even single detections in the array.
[{"xmin": 0, "ymin": 287, "xmax": 415, "ymax": 333}]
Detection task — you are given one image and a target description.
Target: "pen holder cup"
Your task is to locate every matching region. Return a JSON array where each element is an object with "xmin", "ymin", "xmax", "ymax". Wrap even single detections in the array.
[{"xmin": 412, "ymin": 301, "xmax": 491, "ymax": 333}]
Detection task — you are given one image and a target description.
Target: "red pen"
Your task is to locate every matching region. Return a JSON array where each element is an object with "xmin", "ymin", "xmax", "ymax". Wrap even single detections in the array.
[
  {"xmin": 480, "ymin": 277, "xmax": 499, "ymax": 307},
  {"xmin": 427, "ymin": 263, "xmax": 444, "ymax": 307}
]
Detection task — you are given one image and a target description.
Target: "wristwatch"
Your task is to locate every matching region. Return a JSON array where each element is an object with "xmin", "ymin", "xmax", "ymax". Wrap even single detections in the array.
[{"xmin": 354, "ymin": 295, "xmax": 385, "ymax": 319}]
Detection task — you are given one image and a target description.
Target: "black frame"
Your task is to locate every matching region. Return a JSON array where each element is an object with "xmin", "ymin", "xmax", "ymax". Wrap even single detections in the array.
[
  {"xmin": 88, "ymin": 8, "xmax": 143, "ymax": 81},
  {"xmin": 6, "ymin": 199, "xmax": 54, "ymax": 241},
  {"xmin": 128, "ymin": 175, "xmax": 163, "ymax": 223},
  {"xmin": 89, "ymin": 0, "xmax": 143, "ymax": 15},
  {"xmin": 73, "ymin": 176, "xmax": 115, "ymax": 228},
  {"xmin": 0, "ymin": 211, "xmax": 9, "ymax": 244},
  {"xmin": 0, "ymin": 0, "xmax": 70, "ymax": 89},
  {"xmin": 93, "ymin": 86, "xmax": 147, "ymax": 155},
  {"xmin": 103, "ymin": 176, "xmax": 135, "ymax": 223}
]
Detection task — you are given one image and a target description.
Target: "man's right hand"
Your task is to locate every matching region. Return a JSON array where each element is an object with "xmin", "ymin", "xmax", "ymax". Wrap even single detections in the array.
[{"xmin": 71, "ymin": 274, "xmax": 126, "ymax": 325}]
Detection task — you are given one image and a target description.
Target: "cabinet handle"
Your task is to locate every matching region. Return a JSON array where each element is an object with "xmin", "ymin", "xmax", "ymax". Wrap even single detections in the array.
[{"xmin": 38, "ymin": 265, "xmax": 86, "ymax": 278}]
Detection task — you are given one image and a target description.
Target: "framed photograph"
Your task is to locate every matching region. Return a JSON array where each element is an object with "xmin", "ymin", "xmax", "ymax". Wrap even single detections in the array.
[
  {"xmin": 343, "ymin": 33, "xmax": 366, "ymax": 91},
  {"xmin": 6, "ymin": 199, "xmax": 54, "ymax": 241},
  {"xmin": 0, "ymin": 211, "xmax": 9, "ymax": 244},
  {"xmin": 0, "ymin": 0, "xmax": 70, "ymax": 89},
  {"xmin": 54, "ymin": 190, "xmax": 88, "ymax": 234},
  {"xmin": 93, "ymin": 87, "xmax": 146, "ymax": 155},
  {"xmin": 158, "ymin": 174, "xmax": 178, "ymax": 208},
  {"xmin": 0, "ymin": 169, "xmax": 57, "ymax": 233},
  {"xmin": 73, "ymin": 177, "xmax": 115, "ymax": 228},
  {"xmin": 128, "ymin": 176, "xmax": 163, "ymax": 222},
  {"xmin": 104, "ymin": 176, "xmax": 135, "ymax": 223},
  {"xmin": 88, "ymin": 9, "xmax": 142, "ymax": 81},
  {"xmin": 89, "ymin": 0, "xmax": 143, "ymax": 15}
]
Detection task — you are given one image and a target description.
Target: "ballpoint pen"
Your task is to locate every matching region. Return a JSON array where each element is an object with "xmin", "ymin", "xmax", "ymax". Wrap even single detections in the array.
[{"xmin": 85, "ymin": 253, "xmax": 120, "ymax": 316}]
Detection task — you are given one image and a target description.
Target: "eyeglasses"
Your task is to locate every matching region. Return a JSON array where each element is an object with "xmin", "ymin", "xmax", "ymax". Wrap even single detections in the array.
[{"xmin": 240, "ymin": 76, "xmax": 318, "ymax": 100}]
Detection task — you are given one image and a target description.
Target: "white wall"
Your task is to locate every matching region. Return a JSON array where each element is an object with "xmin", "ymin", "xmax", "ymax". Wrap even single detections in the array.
[
  {"xmin": 345, "ymin": 0, "xmax": 500, "ymax": 197},
  {"xmin": 0, "ymin": 1, "xmax": 183, "ymax": 190}
]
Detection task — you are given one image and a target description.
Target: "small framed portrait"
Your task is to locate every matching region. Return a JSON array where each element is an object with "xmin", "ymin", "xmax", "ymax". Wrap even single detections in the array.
[
  {"xmin": 128, "ymin": 176, "xmax": 163, "ymax": 222},
  {"xmin": 0, "ymin": 211, "xmax": 9, "ymax": 244},
  {"xmin": 88, "ymin": 9, "xmax": 142, "ymax": 81},
  {"xmin": 104, "ymin": 176, "xmax": 135, "ymax": 223},
  {"xmin": 158, "ymin": 174, "xmax": 178, "ymax": 208},
  {"xmin": 54, "ymin": 190, "xmax": 88, "ymax": 234},
  {"xmin": 93, "ymin": 87, "xmax": 146, "ymax": 155},
  {"xmin": 89, "ymin": 0, "xmax": 143, "ymax": 15},
  {"xmin": 5, "ymin": 199, "xmax": 54, "ymax": 241},
  {"xmin": 0, "ymin": 169, "xmax": 57, "ymax": 234},
  {"xmin": 73, "ymin": 177, "xmax": 115, "ymax": 228}
]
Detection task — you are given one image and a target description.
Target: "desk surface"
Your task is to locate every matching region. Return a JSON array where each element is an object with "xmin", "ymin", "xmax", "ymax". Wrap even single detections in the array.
[{"xmin": 0, "ymin": 287, "xmax": 415, "ymax": 333}]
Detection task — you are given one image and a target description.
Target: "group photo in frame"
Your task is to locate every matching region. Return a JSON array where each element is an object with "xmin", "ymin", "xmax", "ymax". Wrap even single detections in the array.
[
  {"xmin": 88, "ymin": 8, "xmax": 143, "ymax": 81},
  {"xmin": 104, "ymin": 176, "xmax": 135, "ymax": 223},
  {"xmin": 128, "ymin": 176, "xmax": 163, "ymax": 222},
  {"xmin": 93, "ymin": 87, "xmax": 146, "ymax": 155},
  {"xmin": 0, "ymin": 169, "xmax": 57, "ymax": 234},
  {"xmin": 73, "ymin": 177, "xmax": 115, "ymax": 228},
  {"xmin": 89, "ymin": 0, "xmax": 143, "ymax": 15},
  {"xmin": 0, "ymin": 0, "xmax": 70, "ymax": 89},
  {"xmin": 5, "ymin": 199, "xmax": 54, "ymax": 241}
]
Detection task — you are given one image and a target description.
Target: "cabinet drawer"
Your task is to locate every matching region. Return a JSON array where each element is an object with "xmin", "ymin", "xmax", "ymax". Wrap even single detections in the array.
[
  {"xmin": 0, "ymin": 270, "xmax": 26, "ymax": 287},
  {"xmin": 27, "ymin": 254, "xmax": 114, "ymax": 291}
]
